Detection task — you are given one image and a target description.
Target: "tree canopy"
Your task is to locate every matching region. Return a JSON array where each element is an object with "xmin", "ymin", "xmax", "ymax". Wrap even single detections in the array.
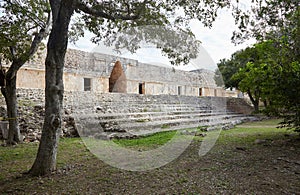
[
  {"xmin": 0, "ymin": 0, "xmax": 50, "ymax": 62},
  {"xmin": 219, "ymin": 0, "xmax": 300, "ymax": 131}
]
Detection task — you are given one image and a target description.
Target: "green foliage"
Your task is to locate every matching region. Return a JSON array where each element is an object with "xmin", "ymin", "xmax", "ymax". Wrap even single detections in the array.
[
  {"xmin": 0, "ymin": 0, "xmax": 50, "ymax": 62},
  {"xmin": 232, "ymin": 0, "xmax": 299, "ymax": 45},
  {"xmin": 217, "ymin": 45, "xmax": 263, "ymax": 89},
  {"xmin": 213, "ymin": 69, "xmax": 224, "ymax": 87},
  {"xmin": 69, "ymin": 0, "xmax": 246, "ymax": 65},
  {"xmin": 228, "ymin": 38, "xmax": 300, "ymax": 130},
  {"xmin": 271, "ymin": 61, "xmax": 300, "ymax": 132},
  {"xmin": 224, "ymin": 41, "xmax": 274, "ymax": 110},
  {"xmin": 221, "ymin": 0, "xmax": 300, "ymax": 131}
]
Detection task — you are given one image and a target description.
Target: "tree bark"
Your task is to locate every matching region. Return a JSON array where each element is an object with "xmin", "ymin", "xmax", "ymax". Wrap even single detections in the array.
[
  {"xmin": 1, "ymin": 69, "xmax": 20, "ymax": 145},
  {"xmin": 263, "ymin": 99, "xmax": 267, "ymax": 108},
  {"xmin": 29, "ymin": 0, "xmax": 74, "ymax": 176},
  {"xmin": 247, "ymin": 90, "xmax": 259, "ymax": 112}
]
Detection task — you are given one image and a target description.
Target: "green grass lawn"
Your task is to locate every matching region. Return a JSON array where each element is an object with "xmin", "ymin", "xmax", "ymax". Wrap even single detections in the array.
[
  {"xmin": 217, "ymin": 118, "xmax": 292, "ymax": 145},
  {"xmin": 0, "ymin": 119, "xmax": 296, "ymax": 179},
  {"xmin": 0, "ymin": 119, "xmax": 292, "ymax": 167},
  {"xmin": 0, "ymin": 118, "xmax": 299, "ymax": 194},
  {"xmin": 113, "ymin": 131, "xmax": 176, "ymax": 149},
  {"xmin": 113, "ymin": 118, "xmax": 293, "ymax": 149}
]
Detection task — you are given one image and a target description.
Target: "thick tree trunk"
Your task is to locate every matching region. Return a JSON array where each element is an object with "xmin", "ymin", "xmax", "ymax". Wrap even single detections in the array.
[
  {"xmin": 1, "ymin": 70, "xmax": 21, "ymax": 145},
  {"xmin": 29, "ymin": 0, "xmax": 74, "ymax": 176}
]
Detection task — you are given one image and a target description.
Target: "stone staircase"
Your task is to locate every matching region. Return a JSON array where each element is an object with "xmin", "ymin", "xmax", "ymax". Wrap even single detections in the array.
[{"xmin": 71, "ymin": 93, "xmax": 257, "ymax": 139}]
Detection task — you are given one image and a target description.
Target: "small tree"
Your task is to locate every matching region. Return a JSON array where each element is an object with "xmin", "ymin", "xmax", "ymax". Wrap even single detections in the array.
[
  {"xmin": 232, "ymin": 62, "xmax": 268, "ymax": 112},
  {"xmin": 0, "ymin": 0, "xmax": 51, "ymax": 145}
]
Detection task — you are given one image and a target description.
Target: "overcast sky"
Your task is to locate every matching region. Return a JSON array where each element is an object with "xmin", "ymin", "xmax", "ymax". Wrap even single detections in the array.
[{"xmin": 69, "ymin": 5, "xmax": 255, "ymax": 71}]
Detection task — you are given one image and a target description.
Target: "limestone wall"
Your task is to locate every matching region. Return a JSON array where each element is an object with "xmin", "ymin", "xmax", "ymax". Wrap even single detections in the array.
[
  {"xmin": 17, "ymin": 68, "xmax": 45, "ymax": 89},
  {"xmin": 11, "ymin": 88, "xmax": 253, "ymax": 117},
  {"xmin": 9, "ymin": 48, "xmax": 222, "ymax": 97}
]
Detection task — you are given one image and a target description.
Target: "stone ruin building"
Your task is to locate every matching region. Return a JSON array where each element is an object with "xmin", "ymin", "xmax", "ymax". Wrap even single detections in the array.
[
  {"xmin": 0, "ymin": 49, "xmax": 254, "ymax": 141},
  {"xmin": 9, "ymin": 49, "xmax": 228, "ymax": 97}
]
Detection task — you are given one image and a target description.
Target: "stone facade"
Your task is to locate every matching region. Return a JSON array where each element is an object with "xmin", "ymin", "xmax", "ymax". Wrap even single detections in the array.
[
  {"xmin": 0, "ymin": 49, "xmax": 254, "ymax": 142},
  {"xmin": 0, "ymin": 88, "xmax": 255, "ymax": 141},
  {"xmin": 5, "ymin": 49, "xmax": 227, "ymax": 97}
]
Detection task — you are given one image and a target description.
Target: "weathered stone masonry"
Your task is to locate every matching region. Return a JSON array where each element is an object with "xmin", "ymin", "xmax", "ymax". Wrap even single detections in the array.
[
  {"xmin": 10, "ymin": 49, "xmax": 225, "ymax": 97},
  {"xmin": 0, "ymin": 88, "xmax": 252, "ymax": 139},
  {"xmin": 0, "ymin": 49, "xmax": 252, "ymax": 141}
]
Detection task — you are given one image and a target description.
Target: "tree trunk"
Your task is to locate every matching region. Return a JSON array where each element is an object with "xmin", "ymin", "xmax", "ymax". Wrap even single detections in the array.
[
  {"xmin": 247, "ymin": 90, "xmax": 259, "ymax": 112},
  {"xmin": 263, "ymin": 99, "xmax": 267, "ymax": 108},
  {"xmin": 1, "ymin": 70, "xmax": 21, "ymax": 145},
  {"xmin": 29, "ymin": 0, "xmax": 74, "ymax": 176},
  {"xmin": 253, "ymin": 100, "xmax": 259, "ymax": 112}
]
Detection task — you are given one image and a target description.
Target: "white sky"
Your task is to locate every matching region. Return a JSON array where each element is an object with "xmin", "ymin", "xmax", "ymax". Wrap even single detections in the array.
[{"xmin": 69, "ymin": 4, "xmax": 256, "ymax": 71}]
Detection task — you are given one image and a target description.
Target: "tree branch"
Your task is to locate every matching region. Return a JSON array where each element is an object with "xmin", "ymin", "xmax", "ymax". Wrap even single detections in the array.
[
  {"xmin": 9, "ymin": 46, "xmax": 16, "ymax": 61},
  {"xmin": 29, "ymin": 11, "xmax": 52, "ymax": 57},
  {"xmin": 8, "ymin": 0, "xmax": 47, "ymax": 29},
  {"xmin": 7, "ymin": 10, "xmax": 51, "ymax": 77},
  {"xmin": 76, "ymin": 0, "xmax": 141, "ymax": 21}
]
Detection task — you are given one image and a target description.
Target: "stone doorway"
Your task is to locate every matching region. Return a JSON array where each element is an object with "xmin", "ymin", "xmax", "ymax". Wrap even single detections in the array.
[
  {"xmin": 199, "ymin": 88, "xmax": 202, "ymax": 96},
  {"xmin": 178, "ymin": 86, "xmax": 182, "ymax": 95},
  {"xmin": 109, "ymin": 61, "xmax": 127, "ymax": 93},
  {"xmin": 139, "ymin": 83, "xmax": 145, "ymax": 94}
]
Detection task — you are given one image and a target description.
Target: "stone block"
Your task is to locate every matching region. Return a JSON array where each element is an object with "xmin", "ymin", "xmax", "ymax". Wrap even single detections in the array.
[{"xmin": 0, "ymin": 121, "xmax": 9, "ymax": 139}]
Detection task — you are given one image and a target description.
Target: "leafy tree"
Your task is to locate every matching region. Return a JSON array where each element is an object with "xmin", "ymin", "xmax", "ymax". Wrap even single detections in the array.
[
  {"xmin": 28, "ymin": 0, "xmax": 251, "ymax": 176},
  {"xmin": 232, "ymin": 62, "xmax": 267, "ymax": 112},
  {"xmin": 232, "ymin": 0, "xmax": 300, "ymax": 131},
  {"xmin": 229, "ymin": 40, "xmax": 278, "ymax": 111},
  {"xmin": 0, "ymin": 0, "xmax": 50, "ymax": 145},
  {"xmin": 217, "ymin": 58, "xmax": 239, "ymax": 89},
  {"xmin": 217, "ymin": 46, "xmax": 259, "ymax": 90}
]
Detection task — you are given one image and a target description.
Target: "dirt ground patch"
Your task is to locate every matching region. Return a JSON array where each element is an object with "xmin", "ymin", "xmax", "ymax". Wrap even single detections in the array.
[{"xmin": 0, "ymin": 120, "xmax": 299, "ymax": 194}]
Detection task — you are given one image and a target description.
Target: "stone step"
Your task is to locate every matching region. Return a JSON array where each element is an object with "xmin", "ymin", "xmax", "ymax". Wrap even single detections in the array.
[
  {"xmin": 99, "ymin": 114, "xmax": 246, "ymax": 133},
  {"xmin": 95, "ymin": 116, "xmax": 258, "ymax": 139},
  {"xmin": 128, "ymin": 116, "xmax": 252, "ymax": 137},
  {"xmin": 91, "ymin": 104, "xmax": 215, "ymax": 112},
  {"xmin": 74, "ymin": 112, "xmax": 248, "ymax": 136},
  {"xmin": 72, "ymin": 100, "xmax": 221, "ymax": 111},
  {"xmin": 69, "ymin": 94, "xmax": 255, "ymax": 140},
  {"xmin": 123, "ymin": 101, "xmax": 224, "ymax": 109},
  {"xmin": 75, "ymin": 109, "xmax": 235, "ymax": 121},
  {"xmin": 96, "ymin": 112, "xmax": 240, "ymax": 124},
  {"xmin": 74, "ymin": 105, "xmax": 213, "ymax": 114}
]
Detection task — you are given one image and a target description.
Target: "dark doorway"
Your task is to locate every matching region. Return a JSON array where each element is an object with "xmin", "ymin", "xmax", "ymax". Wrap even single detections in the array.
[
  {"xmin": 199, "ymin": 88, "xmax": 202, "ymax": 96},
  {"xmin": 84, "ymin": 78, "xmax": 91, "ymax": 91},
  {"xmin": 139, "ymin": 83, "xmax": 145, "ymax": 94},
  {"xmin": 109, "ymin": 61, "xmax": 127, "ymax": 93},
  {"xmin": 178, "ymin": 86, "xmax": 182, "ymax": 95}
]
